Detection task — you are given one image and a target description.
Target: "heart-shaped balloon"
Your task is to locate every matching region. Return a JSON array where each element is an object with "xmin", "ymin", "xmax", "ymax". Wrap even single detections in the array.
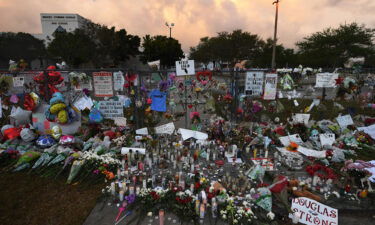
[{"xmin": 196, "ymin": 71, "xmax": 212, "ymax": 85}]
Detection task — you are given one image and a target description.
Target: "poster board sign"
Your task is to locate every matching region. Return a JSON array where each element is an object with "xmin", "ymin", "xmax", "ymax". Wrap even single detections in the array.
[
  {"xmin": 98, "ymin": 100, "xmax": 124, "ymax": 119},
  {"xmin": 319, "ymin": 133, "xmax": 335, "ymax": 146},
  {"xmin": 289, "ymin": 197, "xmax": 338, "ymax": 225},
  {"xmin": 336, "ymin": 114, "xmax": 354, "ymax": 128},
  {"xmin": 113, "ymin": 71, "xmax": 125, "ymax": 91},
  {"xmin": 13, "ymin": 77, "xmax": 25, "ymax": 87},
  {"xmin": 113, "ymin": 117, "xmax": 127, "ymax": 126},
  {"xmin": 279, "ymin": 134, "xmax": 304, "ymax": 147},
  {"xmin": 93, "ymin": 72, "xmax": 113, "ymax": 97},
  {"xmin": 297, "ymin": 146, "xmax": 326, "ymax": 158},
  {"xmin": 176, "ymin": 60, "xmax": 195, "ymax": 76},
  {"xmin": 245, "ymin": 72, "xmax": 264, "ymax": 96},
  {"xmin": 121, "ymin": 147, "xmax": 146, "ymax": 155},
  {"xmin": 178, "ymin": 128, "xmax": 208, "ymax": 140},
  {"xmin": 315, "ymin": 73, "xmax": 339, "ymax": 88},
  {"xmin": 155, "ymin": 122, "xmax": 175, "ymax": 135},
  {"xmin": 292, "ymin": 114, "xmax": 310, "ymax": 125},
  {"xmin": 263, "ymin": 73, "xmax": 278, "ymax": 100},
  {"xmin": 136, "ymin": 127, "xmax": 149, "ymax": 135}
]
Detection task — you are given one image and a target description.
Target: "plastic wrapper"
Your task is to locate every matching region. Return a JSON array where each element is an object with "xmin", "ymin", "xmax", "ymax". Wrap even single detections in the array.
[
  {"xmin": 67, "ymin": 160, "xmax": 85, "ymax": 184},
  {"xmin": 36, "ymin": 135, "xmax": 56, "ymax": 148},
  {"xmin": 254, "ymin": 187, "xmax": 272, "ymax": 212},
  {"xmin": 15, "ymin": 151, "xmax": 41, "ymax": 167},
  {"xmin": 1, "ymin": 125, "xmax": 14, "ymax": 135},
  {"xmin": 247, "ymin": 164, "xmax": 265, "ymax": 182},
  {"xmin": 59, "ymin": 135, "xmax": 75, "ymax": 145},
  {"xmin": 47, "ymin": 154, "xmax": 66, "ymax": 166},
  {"xmin": 31, "ymin": 152, "xmax": 51, "ymax": 169}
]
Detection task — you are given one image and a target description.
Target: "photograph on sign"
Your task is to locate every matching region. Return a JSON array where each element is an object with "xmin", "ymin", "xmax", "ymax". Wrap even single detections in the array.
[
  {"xmin": 245, "ymin": 72, "xmax": 264, "ymax": 96},
  {"xmin": 263, "ymin": 73, "xmax": 278, "ymax": 100},
  {"xmin": 176, "ymin": 60, "xmax": 195, "ymax": 76},
  {"xmin": 93, "ymin": 72, "xmax": 113, "ymax": 97}
]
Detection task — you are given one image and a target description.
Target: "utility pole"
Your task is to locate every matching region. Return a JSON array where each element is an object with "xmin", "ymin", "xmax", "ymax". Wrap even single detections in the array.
[
  {"xmin": 165, "ymin": 22, "xmax": 174, "ymax": 38},
  {"xmin": 271, "ymin": 0, "xmax": 280, "ymax": 70}
]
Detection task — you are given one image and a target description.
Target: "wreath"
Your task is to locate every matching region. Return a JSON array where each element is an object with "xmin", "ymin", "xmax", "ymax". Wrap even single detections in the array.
[{"xmin": 306, "ymin": 164, "xmax": 337, "ymax": 180}]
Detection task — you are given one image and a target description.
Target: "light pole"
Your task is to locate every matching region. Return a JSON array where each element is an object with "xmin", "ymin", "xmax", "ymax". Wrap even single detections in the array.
[
  {"xmin": 271, "ymin": 0, "xmax": 280, "ymax": 70},
  {"xmin": 165, "ymin": 22, "xmax": 174, "ymax": 38}
]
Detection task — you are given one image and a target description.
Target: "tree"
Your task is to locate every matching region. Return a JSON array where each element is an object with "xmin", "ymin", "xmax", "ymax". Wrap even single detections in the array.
[
  {"xmin": 48, "ymin": 29, "xmax": 95, "ymax": 67},
  {"xmin": 140, "ymin": 35, "xmax": 184, "ymax": 68},
  {"xmin": 252, "ymin": 38, "xmax": 297, "ymax": 68},
  {"xmin": 296, "ymin": 23, "xmax": 375, "ymax": 68},
  {"xmin": 48, "ymin": 23, "xmax": 141, "ymax": 67},
  {"xmin": 0, "ymin": 32, "xmax": 46, "ymax": 68},
  {"xmin": 190, "ymin": 30, "xmax": 264, "ymax": 67}
]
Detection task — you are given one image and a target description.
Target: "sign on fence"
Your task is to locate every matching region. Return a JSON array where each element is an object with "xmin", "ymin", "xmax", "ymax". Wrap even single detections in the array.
[
  {"xmin": 245, "ymin": 72, "xmax": 264, "ymax": 96},
  {"xmin": 98, "ymin": 100, "xmax": 124, "ymax": 118},
  {"xmin": 13, "ymin": 77, "xmax": 25, "ymax": 87},
  {"xmin": 315, "ymin": 73, "xmax": 339, "ymax": 88},
  {"xmin": 176, "ymin": 60, "xmax": 195, "ymax": 76},
  {"xmin": 263, "ymin": 73, "xmax": 277, "ymax": 100},
  {"xmin": 155, "ymin": 122, "xmax": 175, "ymax": 135},
  {"xmin": 93, "ymin": 72, "xmax": 113, "ymax": 97},
  {"xmin": 113, "ymin": 71, "xmax": 125, "ymax": 91},
  {"xmin": 289, "ymin": 197, "xmax": 338, "ymax": 225}
]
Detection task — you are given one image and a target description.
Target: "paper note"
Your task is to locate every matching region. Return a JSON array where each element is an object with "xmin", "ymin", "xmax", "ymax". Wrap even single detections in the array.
[
  {"xmin": 136, "ymin": 128, "xmax": 149, "ymax": 135},
  {"xmin": 336, "ymin": 114, "xmax": 354, "ymax": 128},
  {"xmin": 297, "ymin": 146, "xmax": 326, "ymax": 158},
  {"xmin": 178, "ymin": 128, "xmax": 208, "ymax": 140},
  {"xmin": 319, "ymin": 133, "xmax": 335, "ymax": 146},
  {"xmin": 279, "ymin": 134, "xmax": 304, "ymax": 147},
  {"xmin": 155, "ymin": 123, "xmax": 175, "ymax": 135}
]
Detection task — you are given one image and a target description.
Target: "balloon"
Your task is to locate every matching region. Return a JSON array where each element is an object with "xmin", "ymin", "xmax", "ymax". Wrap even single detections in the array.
[
  {"xmin": 20, "ymin": 128, "xmax": 37, "ymax": 142},
  {"xmin": 36, "ymin": 135, "xmax": 56, "ymax": 148},
  {"xmin": 51, "ymin": 126, "xmax": 62, "ymax": 140},
  {"xmin": 50, "ymin": 103, "xmax": 66, "ymax": 114}
]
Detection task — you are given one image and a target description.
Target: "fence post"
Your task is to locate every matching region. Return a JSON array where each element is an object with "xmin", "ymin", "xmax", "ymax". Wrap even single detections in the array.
[{"xmin": 184, "ymin": 75, "xmax": 188, "ymax": 129}]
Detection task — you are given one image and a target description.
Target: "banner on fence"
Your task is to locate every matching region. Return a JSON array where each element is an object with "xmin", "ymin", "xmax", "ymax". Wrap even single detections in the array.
[
  {"xmin": 98, "ymin": 100, "xmax": 124, "ymax": 118},
  {"xmin": 176, "ymin": 60, "xmax": 195, "ymax": 76},
  {"xmin": 315, "ymin": 73, "xmax": 339, "ymax": 88},
  {"xmin": 245, "ymin": 71, "xmax": 264, "ymax": 96},
  {"xmin": 289, "ymin": 197, "xmax": 338, "ymax": 225},
  {"xmin": 93, "ymin": 72, "xmax": 113, "ymax": 97},
  {"xmin": 263, "ymin": 73, "xmax": 278, "ymax": 100}
]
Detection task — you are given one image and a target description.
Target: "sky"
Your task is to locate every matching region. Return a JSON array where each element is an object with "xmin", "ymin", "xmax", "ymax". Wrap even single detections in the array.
[{"xmin": 0, "ymin": 0, "xmax": 375, "ymax": 51}]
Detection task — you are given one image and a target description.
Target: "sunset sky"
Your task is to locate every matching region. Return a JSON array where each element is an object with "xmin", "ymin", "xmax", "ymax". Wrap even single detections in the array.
[{"xmin": 0, "ymin": 0, "xmax": 374, "ymax": 51}]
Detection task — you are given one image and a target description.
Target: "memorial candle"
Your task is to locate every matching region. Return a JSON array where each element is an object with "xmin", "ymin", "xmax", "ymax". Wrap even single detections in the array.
[
  {"xmin": 265, "ymin": 150, "xmax": 269, "ymax": 159},
  {"xmin": 159, "ymin": 210, "xmax": 165, "ymax": 225},
  {"xmin": 129, "ymin": 186, "xmax": 134, "ymax": 195},
  {"xmin": 111, "ymin": 182, "xmax": 116, "ymax": 195},
  {"xmin": 119, "ymin": 190, "xmax": 124, "ymax": 201}
]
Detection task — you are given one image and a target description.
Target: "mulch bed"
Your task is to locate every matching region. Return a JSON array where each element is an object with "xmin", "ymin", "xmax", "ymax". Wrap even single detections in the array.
[{"xmin": 0, "ymin": 172, "xmax": 103, "ymax": 225}]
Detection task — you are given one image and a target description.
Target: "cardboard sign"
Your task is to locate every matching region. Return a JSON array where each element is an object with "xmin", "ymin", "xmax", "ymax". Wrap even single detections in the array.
[
  {"xmin": 136, "ymin": 127, "xmax": 149, "ymax": 135},
  {"xmin": 263, "ymin": 73, "xmax": 278, "ymax": 100},
  {"xmin": 98, "ymin": 100, "xmax": 124, "ymax": 118},
  {"xmin": 176, "ymin": 60, "xmax": 195, "ymax": 76},
  {"xmin": 319, "ymin": 133, "xmax": 335, "ymax": 146},
  {"xmin": 279, "ymin": 134, "xmax": 304, "ymax": 147},
  {"xmin": 13, "ymin": 77, "xmax": 25, "ymax": 87},
  {"xmin": 290, "ymin": 197, "xmax": 338, "ymax": 225},
  {"xmin": 315, "ymin": 73, "xmax": 339, "ymax": 88},
  {"xmin": 293, "ymin": 114, "xmax": 310, "ymax": 125},
  {"xmin": 155, "ymin": 122, "xmax": 175, "ymax": 135},
  {"xmin": 297, "ymin": 146, "xmax": 326, "ymax": 158},
  {"xmin": 113, "ymin": 71, "xmax": 125, "ymax": 91},
  {"xmin": 178, "ymin": 128, "xmax": 208, "ymax": 140},
  {"xmin": 245, "ymin": 72, "xmax": 264, "ymax": 96},
  {"xmin": 121, "ymin": 147, "xmax": 146, "ymax": 155},
  {"xmin": 93, "ymin": 72, "xmax": 113, "ymax": 97},
  {"xmin": 336, "ymin": 114, "xmax": 354, "ymax": 128}
]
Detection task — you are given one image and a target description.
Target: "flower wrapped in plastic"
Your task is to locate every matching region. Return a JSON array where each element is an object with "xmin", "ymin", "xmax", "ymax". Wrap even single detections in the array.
[
  {"xmin": 15, "ymin": 151, "xmax": 41, "ymax": 167},
  {"xmin": 67, "ymin": 159, "xmax": 85, "ymax": 184}
]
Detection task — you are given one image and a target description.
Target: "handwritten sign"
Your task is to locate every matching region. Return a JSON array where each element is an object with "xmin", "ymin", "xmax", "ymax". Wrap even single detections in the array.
[
  {"xmin": 290, "ymin": 197, "xmax": 338, "ymax": 225},
  {"xmin": 13, "ymin": 77, "xmax": 24, "ymax": 87},
  {"xmin": 155, "ymin": 122, "xmax": 175, "ymax": 135},
  {"xmin": 245, "ymin": 72, "xmax": 264, "ymax": 96},
  {"xmin": 113, "ymin": 71, "xmax": 125, "ymax": 91},
  {"xmin": 93, "ymin": 72, "xmax": 113, "ymax": 97},
  {"xmin": 279, "ymin": 134, "xmax": 304, "ymax": 147},
  {"xmin": 293, "ymin": 114, "xmax": 310, "ymax": 125},
  {"xmin": 319, "ymin": 133, "xmax": 335, "ymax": 146},
  {"xmin": 315, "ymin": 73, "xmax": 339, "ymax": 88},
  {"xmin": 263, "ymin": 73, "xmax": 277, "ymax": 100},
  {"xmin": 98, "ymin": 100, "xmax": 124, "ymax": 119},
  {"xmin": 336, "ymin": 114, "xmax": 354, "ymax": 128},
  {"xmin": 176, "ymin": 60, "xmax": 195, "ymax": 76},
  {"xmin": 136, "ymin": 127, "xmax": 149, "ymax": 135}
]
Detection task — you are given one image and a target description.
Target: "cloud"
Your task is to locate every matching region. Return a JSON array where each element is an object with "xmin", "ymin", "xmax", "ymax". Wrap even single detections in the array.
[{"xmin": 0, "ymin": 0, "xmax": 374, "ymax": 51}]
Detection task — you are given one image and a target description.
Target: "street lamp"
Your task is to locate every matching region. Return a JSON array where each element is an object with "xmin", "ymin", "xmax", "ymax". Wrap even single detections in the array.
[
  {"xmin": 165, "ymin": 22, "xmax": 174, "ymax": 38},
  {"xmin": 271, "ymin": 0, "xmax": 280, "ymax": 70}
]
